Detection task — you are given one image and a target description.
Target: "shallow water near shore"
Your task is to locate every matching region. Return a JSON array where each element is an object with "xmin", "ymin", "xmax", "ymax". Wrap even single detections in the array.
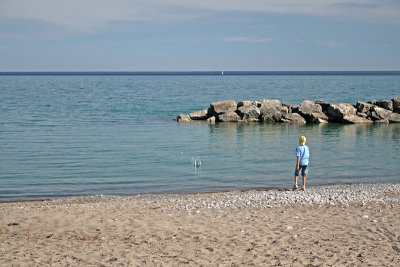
[{"xmin": 1, "ymin": 74, "xmax": 400, "ymax": 200}]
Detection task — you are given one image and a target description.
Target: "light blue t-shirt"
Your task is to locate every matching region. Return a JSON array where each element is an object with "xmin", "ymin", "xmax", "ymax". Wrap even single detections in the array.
[{"xmin": 296, "ymin": 145, "xmax": 310, "ymax": 166}]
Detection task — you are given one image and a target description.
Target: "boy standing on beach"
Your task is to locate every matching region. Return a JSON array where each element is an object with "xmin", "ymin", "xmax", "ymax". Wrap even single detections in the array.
[{"xmin": 293, "ymin": 136, "xmax": 310, "ymax": 191}]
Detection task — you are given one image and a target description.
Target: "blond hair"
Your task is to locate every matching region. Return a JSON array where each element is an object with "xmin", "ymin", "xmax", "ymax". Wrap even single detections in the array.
[{"xmin": 299, "ymin": 136, "xmax": 306, "ymax": 145}]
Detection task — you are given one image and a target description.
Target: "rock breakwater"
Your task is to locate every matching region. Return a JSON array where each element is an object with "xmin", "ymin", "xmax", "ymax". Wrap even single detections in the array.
[{"xmin": 175, "ymin": 97, "xmax": 400, "ymax": 124}]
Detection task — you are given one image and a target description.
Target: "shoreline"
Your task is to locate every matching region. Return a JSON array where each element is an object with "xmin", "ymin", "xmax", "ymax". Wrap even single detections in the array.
[
  {"xmin": 0, "ymin": 186, "xmax": 284, "ymax": 204},
  {"xmin": 1, "ymin": 183, "xmax": 399, "ymax": 266},
  {"xmin": 1, "ymin": 182, "xmax": 398, "ymax": 204}
]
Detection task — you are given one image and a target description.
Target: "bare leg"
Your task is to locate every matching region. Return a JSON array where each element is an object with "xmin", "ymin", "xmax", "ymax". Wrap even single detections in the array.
[
  {"xmin": 302, "ymin": 176, "xmax": 306, "ymax": 189},
  {"xmin": 293, "ymin": 175, "xmax": 299, "ymax": 190}
]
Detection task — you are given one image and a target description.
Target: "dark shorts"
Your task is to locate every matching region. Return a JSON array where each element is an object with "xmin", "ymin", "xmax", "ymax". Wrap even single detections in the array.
[{"xmin": 295, "ymin": 165, "xmax": 308, "ymax": 176}]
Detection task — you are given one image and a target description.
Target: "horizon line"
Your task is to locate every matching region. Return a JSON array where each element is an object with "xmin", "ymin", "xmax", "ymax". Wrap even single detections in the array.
[{"xmin": 1, "ymin": 70, "xmax": 400, "ymax": 76}]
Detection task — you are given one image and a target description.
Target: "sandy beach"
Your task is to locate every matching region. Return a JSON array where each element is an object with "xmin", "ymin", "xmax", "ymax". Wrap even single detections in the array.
[{"xmin": 1, "ymin": 183, "xmax": 399, "ymax": 266}]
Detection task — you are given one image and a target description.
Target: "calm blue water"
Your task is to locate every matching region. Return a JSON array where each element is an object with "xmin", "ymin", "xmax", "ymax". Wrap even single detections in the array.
[{"xmin": 1, "ymin": 73, "xmax": 400, "ymax": 201}]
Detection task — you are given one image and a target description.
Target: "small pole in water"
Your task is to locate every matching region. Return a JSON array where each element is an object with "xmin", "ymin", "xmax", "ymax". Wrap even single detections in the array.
[{"xmin": 192, "ymin": 153, "xmax": 201, "ymax": 168}]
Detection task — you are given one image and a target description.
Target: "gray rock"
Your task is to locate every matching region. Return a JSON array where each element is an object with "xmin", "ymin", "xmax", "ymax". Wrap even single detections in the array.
[
  {"xmin": 392, "ymin": 97, "xmax": 400, "ymax": 113},
  {"xmin": 260, "ymin": 106, "xmax": 289, "ymax": 122},
  {"xmin": 280, "ymin": 106, "xmax": 289, "ymax": 115},
  {"xmin": 314, "ymin": 100, "xmax": 331, "ymax": 113},
  {"xmin": 309, "ymin": 112, "xmax": 329, "ymax": 123},
  {"xmin": 298, "ymin": 100, "xmax": 323, "ymax": 119},
  {"xmin": 237, "ymin": 101, "xmax": 257, "ymax": 108},
  {"xmin": 342, "ymin": 114, "xmax": 373, "ymax": 124},
  {"xmin": 376, "ymin": 100, "xmax": 393, "ymax": 111},
  {"xmin": 369, "ymin": 106, "xmax": 400, "ymax": 123},
  {"xmin": 259, "ymin": 99, "xmax": 282, "ymax": 113},
  {"xmin": 218, "ymin": 111, "xmax": 241, "ymax": 122},
  {"xmin": 357, "ymin": 112, "xmax": 368, "ymax": 118},
  {"xmin": 356, "ymin": 101, "xmax": 374, "ymax": 113},
  {"xmin": 208, "ymin": 100, "xmax": 237, "ymax": 117},
  {"xmin": 282, "ymin": 103, "xmax": 293, "ymax": 113},
  {"xmin": 237, "ymin": 105, "xmax": 261, "ymax": 121},
  {"xmin": 175, "ymin": 114, "xmax": 191, "ymax": 122},
  {"xmin": 326, "ymin": 103, "xmax": 357, "ymax": 122},
  {"xmin": 190, "ymin": 110, "xmax": 208, "ymax": 120},
  {"xmin": 261, "ymin": 109, "xmax": 282, "ymax": 122},
  {"xmin": 281, "ymin": 113, "xmax": 306, "ymax": 124},
  {"xmin": 259, "ymin": 99, "xmax": 283, "ymax": 122},
  {"xmin": 369, "ymin": 106, "xmax": 387, "ymax": 120}
]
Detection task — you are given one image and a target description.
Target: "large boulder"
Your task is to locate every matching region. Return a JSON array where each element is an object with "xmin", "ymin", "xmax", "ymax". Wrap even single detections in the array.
[
  {"xmin": 342, "ymin": 115, "xmax": 373, "ymax": 124},
  {"xmin": 356, "ymin": 101, "xmax": 373, "ymax": 113},
  {"xmin": 392, "ymin": 97, "xmax": 400, "ymax": 113},
  {"xmin": 298, "ymin": 100, "xmax": 328, "ymax": 123},
  {"xmin": 237, "ymin": 105, "xmax": 261, "ymax": 121},
  {"xmin": 280, "ymin": 113, "xmax": 306, "ymax": 124},
  {"xmin": 218, "ymin": 111, "xmax": 241, "ymax": 122},
  {"xmin": 326, "ymin": 103, "xmax": 357, "ymax": 122},
  {"xmin": 208, "ymin": 100, "xmax": 237, "ymax": 117},
  {"xmin": 369, "ymin": 106, "xmax": 387, "ymax": 121},
  {"xmin": 189, "ymin": 110, "xmax": 208, "ymax": 120},
  {"xmin": 259, "ymin": 99, "xmax": 282, "ymax": 112},
  {"xmin": 369, "ymin": 106, "xmax": 400, "ymax": 123},
  {"xmin": 314, "ymin": 100, "xmax": 331, "ymax": 113},
  {"xmin": 259, "ymin": 99, "xmax": 283, "ymax": 122},
  {"xmin": 261, "ymin": 109, "xmax": 282, "ymax": 122},
  {"xmin": 175, "ymin": 114, "xmax": 191, "ymax": 122},
  {"xmin": 375, "ymin": 100, "xmax": 393, "ymax": 111},
  {"xmin": 298, "ymin": 100, "xmax": 322, "ymax": 114}
]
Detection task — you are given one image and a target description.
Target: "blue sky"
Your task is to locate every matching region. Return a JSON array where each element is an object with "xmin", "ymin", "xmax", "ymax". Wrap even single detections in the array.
[{"xmin": 1, "ymin": 0, "xmax": 399, "ymax": 71}]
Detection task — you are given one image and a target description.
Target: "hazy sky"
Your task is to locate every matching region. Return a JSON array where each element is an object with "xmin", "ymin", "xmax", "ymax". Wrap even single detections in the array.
[{"xmin": 1, "ymin": 0, "xmax": 400, "ymax": 71}]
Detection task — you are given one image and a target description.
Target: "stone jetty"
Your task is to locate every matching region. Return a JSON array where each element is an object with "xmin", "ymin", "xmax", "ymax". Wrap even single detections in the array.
[{"xmin": 175, "ymin": 97, "xmax": 400, "ymax": 124}]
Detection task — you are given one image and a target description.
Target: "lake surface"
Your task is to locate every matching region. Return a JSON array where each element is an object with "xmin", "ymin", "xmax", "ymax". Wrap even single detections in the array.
[{"xmin": 1, "ymin": 73, "xmax": 399, "ymax": 201}]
